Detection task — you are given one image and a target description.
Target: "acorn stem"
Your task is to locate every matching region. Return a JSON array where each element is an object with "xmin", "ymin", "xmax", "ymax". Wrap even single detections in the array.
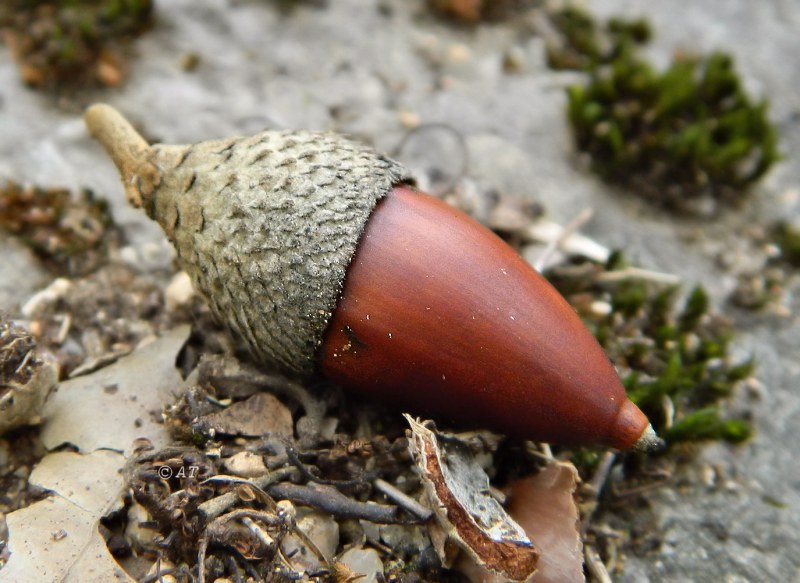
[{"xmin": 84, "ymin": 104, "xmax": 154, "ymax": 208}]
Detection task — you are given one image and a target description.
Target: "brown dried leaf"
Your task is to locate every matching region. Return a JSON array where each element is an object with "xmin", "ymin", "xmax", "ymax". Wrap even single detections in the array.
[
  {"xmin": 456, "ymin": 461, "xmax": 584, "ymax": 583},
  {"xmin": 405, "ymin": 415, "xmax": 538, "ymax": 581},
  {"xmin": 196, "ymin": 391, "xmax": 293, "ymax": 437},
  {"xmin": 505, "ymin": 462, "xmax": 584, "ymax": 583}
]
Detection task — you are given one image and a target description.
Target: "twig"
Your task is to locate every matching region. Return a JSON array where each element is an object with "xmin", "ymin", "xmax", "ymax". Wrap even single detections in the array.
[
  {"xmin": 581, "ymin": 451, "xmax": 616, "ymax": 537},
  {"xmin": 198, "ymin": 509, "xmax": 284, "ymax": 583},
  {"xmin": 533, "ymin": 208, "xmax": 596, "ymax": 271},
  {"xmin": 585, "ymin": 544, "xmax": 613, "ymax": 583},
  {"xmin": 596, "ymin": 267, "xmax": 682, "ymax": 285},
  {"xmin": 198, "ymin": 468, "xmax": 296, "ymax": 520},
  {"xmin": 267, "ymin": 482, "xmax": 413, "ymax": 524},
  {"xmin": 286, "ymin": 445, "xmax": 373, "ymax": 487},
  {"xmin": 373, "ymin": 478, "xmax": 433, "ymax": 521}
]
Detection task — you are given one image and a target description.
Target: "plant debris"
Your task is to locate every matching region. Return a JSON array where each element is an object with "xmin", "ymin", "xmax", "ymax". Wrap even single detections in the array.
[
  {"xmin": 545, "ymin": 252, "xmax": 754, "ymax": 457},
  {"xmin": 0, "ymin": 315, "xmax": 58, "ymax": 435},
  {"xmin": 406, "ymin": 416, "xmax": 539, "ymax": 581},
  {"xmin": 19, "ymin": 263, "xmax": 185, "ymax": 378},
  {"xmin": 0, "ymin": 0, "xmax": 154, "ymax": 92},
  {"xmin": 0, "ymin": 181, "xmax": 120, "ymax": 276},
  {"xmin": 548, "ymin": 6, "xmax": 780, "ymax": 212}
]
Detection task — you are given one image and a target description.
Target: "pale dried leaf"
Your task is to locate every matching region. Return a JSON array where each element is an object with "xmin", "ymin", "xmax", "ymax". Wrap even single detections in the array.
[
  {"xmin": 29, "ymin": 450, "xmax": 126, "ymax": 515},
  {"xmin": 0, "ymin": 449, "xmax": 132, "ymax": 583},
  {"xmin": 41, "ymin": 326, "xmax": 190, "ymax": 455},
  {"xmin": 405, "ymin": 415, "xmax": 538, "ymax": 581}
]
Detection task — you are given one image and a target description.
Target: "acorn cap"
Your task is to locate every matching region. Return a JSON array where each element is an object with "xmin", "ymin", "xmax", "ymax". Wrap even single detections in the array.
[{"xmin": 85, "ymin": 104, "xmax": 413, "ymax": 375}]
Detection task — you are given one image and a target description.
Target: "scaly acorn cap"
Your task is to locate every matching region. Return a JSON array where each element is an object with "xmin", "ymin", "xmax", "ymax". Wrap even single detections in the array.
[{"xmin": 85, "ymin": 104, "xmax": 413, "ymax": 375}]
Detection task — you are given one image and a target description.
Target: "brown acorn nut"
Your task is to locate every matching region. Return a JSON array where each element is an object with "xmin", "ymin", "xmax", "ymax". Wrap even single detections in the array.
[{"xmin": 84, "ymin": 104, "xmax": 658, "ymax": 451}]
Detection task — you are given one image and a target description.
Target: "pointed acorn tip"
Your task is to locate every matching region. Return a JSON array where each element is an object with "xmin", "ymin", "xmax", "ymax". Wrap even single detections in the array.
[{"xmin": 631, "ymin": 424, "xmax": 665, "ymax": 453}]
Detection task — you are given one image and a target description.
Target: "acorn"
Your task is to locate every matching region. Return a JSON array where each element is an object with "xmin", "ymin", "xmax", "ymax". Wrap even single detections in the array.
[{"xmin": 84, "ymin": 104, "xmax": 659, "ymax": 451}]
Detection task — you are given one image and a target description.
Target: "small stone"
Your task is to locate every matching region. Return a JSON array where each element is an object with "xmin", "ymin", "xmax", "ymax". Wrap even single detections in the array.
[
  {"xmin": 222, "ymin": 451, "xmax": 267, "ymax": 478},
  {"xmin": 165, "ymin": 271, "xmax": 194, "ymax": 312},
  {"xmin": 281, "ymin": 510, "xmax": 340, "ymax": 574},
  {"xmin": 338, "ymin": 547, "xmax": 384, "ymax": 583},
  {"xmin": 502, "ymin": 46, "xmax": 525, "ymax": 73},
  {"xmin": 145, "ymin": 557, "xmax": 178, "ymax": 583},
  {"xmin": 379, "ymin": 524, "xmax": 430, "ymax": 555},
  {"xmin": 398, "ymin": 110, "xmax": 420, "ymax": 129}
]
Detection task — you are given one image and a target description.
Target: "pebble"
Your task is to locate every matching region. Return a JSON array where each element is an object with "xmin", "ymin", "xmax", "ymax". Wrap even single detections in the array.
[
  {"xmin": 222, "ymin": 451, "xmax": 267, "ymax": 478},
  {"xmin": 338, "ymin": 547, "xmax": 383, "ymax": 583},
  {"xmin": 165, "ymin": 271, "xmax": 194, "ymax": 312},
  {"xmin": 281, "ymin": 510, "xmax": 340, "ymax": 573}
]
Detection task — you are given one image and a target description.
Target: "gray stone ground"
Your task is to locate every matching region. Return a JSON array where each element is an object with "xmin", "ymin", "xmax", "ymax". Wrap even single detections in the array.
[{"xmin": 1, "ymin": 1, "xmax": 798, "ymax": 581}]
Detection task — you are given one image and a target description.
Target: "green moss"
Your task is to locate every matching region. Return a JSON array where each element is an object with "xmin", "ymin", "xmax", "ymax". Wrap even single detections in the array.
[
  {"xmin": 663, "ymin": 408, "xmax": 752, "ymax": 443},
  {"xmin": 551, "ymin": 6, "xmax": 780, "ymax": 212},
  {"xmin": 546, "ymin": 255, "xmax": 754, "ymax": 450},
  {"xmin": 547, "ymin": 7, "xmax": 650, "ymax": 71}
]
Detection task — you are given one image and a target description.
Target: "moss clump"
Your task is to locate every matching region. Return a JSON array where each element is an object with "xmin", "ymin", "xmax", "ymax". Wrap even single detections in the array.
[
  {"xmin": 546, "ymin": 7, "xmax": 651, "ymax": 71},
  {"xmin": 0, "ymin": 0, "xmax": 154, "ymax": 91},
  {"xmin": 549, "ymin": 6, "xmax": 780, "ymax": 212},
  {"xmin": 0, "ymin": 181, "xmax": 119, "ymax": 275},
  {"xmin": 546, "ymin": 253, "xmax": 754, "ymax": 450}
]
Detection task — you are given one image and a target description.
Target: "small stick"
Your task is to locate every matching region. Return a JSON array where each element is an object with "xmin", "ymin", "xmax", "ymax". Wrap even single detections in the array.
[
  {"xmin": 580, "ymin": 451, "xmax": 616, "ymax": 537},
  {"xmin": 267, "ymin": 482, "xmax": 411, "ymax": 524},
  {"xmin": 373, "ymin": 478, "xmax": 433, "ymax": 521},
  {"xmin": 198, "ymin": 468, "xmax": 296, "ymax": 520},
  {"xmin": 596, "ymin": 266, "xmax": 682, "ymax": 285},
  {"xmin": 533, "ymin": 208, "xmax": 596, "ymax": 271},
  {"xmin": 585, "ymin": 544, "xmax": 613, "ymax": 583}
]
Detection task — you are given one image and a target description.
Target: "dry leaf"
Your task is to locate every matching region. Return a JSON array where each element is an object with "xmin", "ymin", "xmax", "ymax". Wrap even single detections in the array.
[
  {"xmin": 405, "ymin": 415, "xmax": 538, "ymax": 581},
  {"xmin": 196, "ymin": 391, "xmax": 293, "ymax": 437},
  {"xmin": 41, "ymin": 326, "xmax": 190, "ymax": 455},
  {"xmin": 506, "ymin": 462, "xmax": 584, "ymax": 583},
  {"xmin": 0, "ymin": 449, "xmax": 131, "ymax": 583},
  {"xmin": 459, "ymin": 461, "xmax": 585, "ymax": 583}
]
